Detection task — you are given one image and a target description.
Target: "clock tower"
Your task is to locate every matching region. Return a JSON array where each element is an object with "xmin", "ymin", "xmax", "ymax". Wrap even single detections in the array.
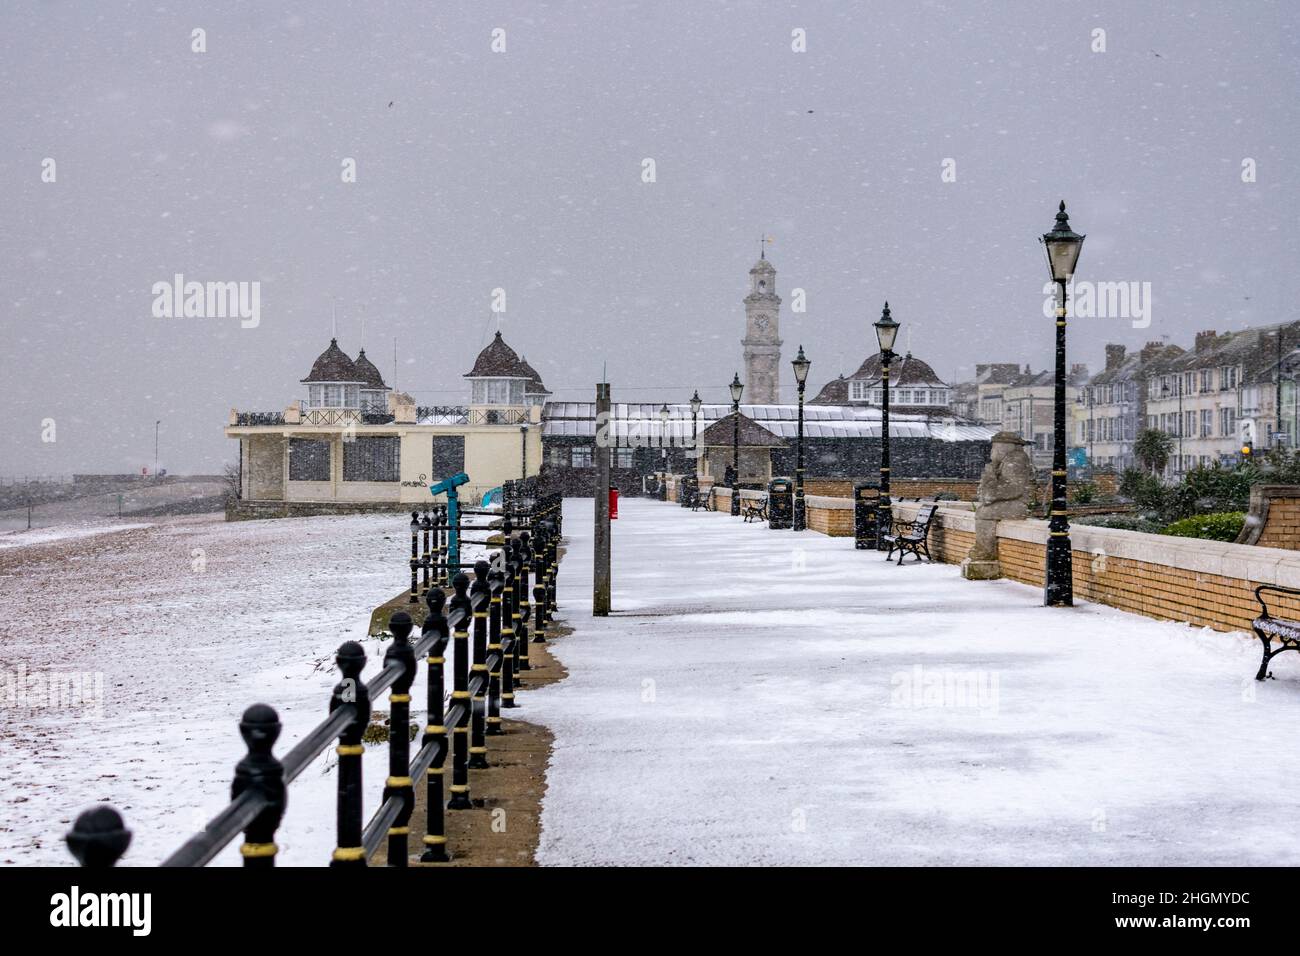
[{"xmin": 742, "ymin": 251, "xmax": 782, "ymax": 404}]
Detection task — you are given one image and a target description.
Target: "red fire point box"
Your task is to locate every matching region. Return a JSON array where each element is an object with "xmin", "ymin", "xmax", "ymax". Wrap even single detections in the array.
[{"xmin": 608, "ymin": 488, "xmax": 619, "ymax": 519}]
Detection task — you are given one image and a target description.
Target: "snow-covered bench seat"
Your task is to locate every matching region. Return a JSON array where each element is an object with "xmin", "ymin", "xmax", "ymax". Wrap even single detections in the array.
[{"xmin": 1252, "ymin": 584, "xmax": 1300, "ymax": 680}]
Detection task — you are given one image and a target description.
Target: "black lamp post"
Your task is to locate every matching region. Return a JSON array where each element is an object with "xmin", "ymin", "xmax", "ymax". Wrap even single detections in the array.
[
  {"xmin": 689, "ymin": 389, "xmax": 702, "ymax": 468},
  {"xmin": 729, "ymin": 372, "xmax": 743, "ymax": 516},
  {"xmin": 519, "ymin": 422, "xmax": 529, "ymax": 481},
  {"xmin": 791, "ymin": 346, "xmax": 811, "ymax": 531},
  {"xmin": 874, "ymin": 303, "xmax": 899, "ymax": 549},
  {"xmin": 1040, "ymin": 200, "xmax": 1085, "ymax": 607},
  {"xmin": 658, "ymin": 404, "xmax": 670, "ymax": 500}
]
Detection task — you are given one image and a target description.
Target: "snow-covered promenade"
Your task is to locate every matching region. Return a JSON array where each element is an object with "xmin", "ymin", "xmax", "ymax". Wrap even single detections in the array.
[{"xmin": 528, "ymin": 498, "xmax": 1300, "ymax": 866}]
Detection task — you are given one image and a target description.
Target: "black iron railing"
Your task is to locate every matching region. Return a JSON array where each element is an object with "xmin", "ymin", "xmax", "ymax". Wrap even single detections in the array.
[
  {"xmin": 234, "ymin": 411, "xmax": 285, "ymax": 426},
  {"xmin": 416, "ymin": 406, "xmax": 531, "ymax": 426},
  {"xmin": 63, "ymin": 495, "xmax": 565, "ymax": 868}
]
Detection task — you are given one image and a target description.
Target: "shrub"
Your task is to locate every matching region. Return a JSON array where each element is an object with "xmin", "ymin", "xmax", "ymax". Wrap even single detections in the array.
[
  {"xmin": 1160, "ymin": 511, "xmax": 1245, "ymax": 542},
  {"xmin": 1073, "ymin": 513, "xmax": 1165, "ymax": 534},
  {"xmin": 1071, "ymin": 481, "xmax": 1097, "ymax": 504},
  {"xmin": 1159, "ymin": 464, "xmax": 1254, "ymax": 523}
]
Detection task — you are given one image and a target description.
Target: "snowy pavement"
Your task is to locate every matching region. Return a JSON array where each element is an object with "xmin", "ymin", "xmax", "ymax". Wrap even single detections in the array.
[{"xmin": 526, "ymin": 497, "xmax": 1300, "ymax": 866}]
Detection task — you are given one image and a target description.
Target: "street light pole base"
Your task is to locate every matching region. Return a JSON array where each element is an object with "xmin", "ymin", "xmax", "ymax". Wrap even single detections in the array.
[{"xmin": 1043, "ymin": 535, "xmax": 1074, "ymax": 606}]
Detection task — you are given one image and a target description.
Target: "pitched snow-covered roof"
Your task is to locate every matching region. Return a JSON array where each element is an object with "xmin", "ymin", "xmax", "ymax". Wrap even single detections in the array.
[
  {"xmin": 352, "ymin": 348, "xmax": 388, "ymax": 390},
  {"xmin": 465, "ymin": 331, "xmax": 529, "ymax": 378},
  {"xmin": 698, "ymin": 412, "xmax": 787, "ymax": 448},
  {"xmin": 518, "ymin": 355, "xmax": 552, "ymax": 395},
  {"xmin": 301, "ymin": 338, "xmax": 362, "ymax": 383}
]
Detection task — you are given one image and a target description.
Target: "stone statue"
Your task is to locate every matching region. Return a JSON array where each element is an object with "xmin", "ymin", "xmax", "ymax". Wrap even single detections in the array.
[{"xmin": 961, "ymin": 431, "xmax": 1035, "ymax": 580}]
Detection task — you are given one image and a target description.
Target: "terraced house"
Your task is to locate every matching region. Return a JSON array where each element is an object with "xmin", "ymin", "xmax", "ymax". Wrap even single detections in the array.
[
  {"xmin": 225, "ymin": 332, "xmax": 545, "ymax": 517},
  {"xmin": 1074, "ymin": 341, "xmax": 1183, "ymax": 472},
  {"xmin": 1143, "ymin": 322, "xmax": 1300, "ymax": 476}
]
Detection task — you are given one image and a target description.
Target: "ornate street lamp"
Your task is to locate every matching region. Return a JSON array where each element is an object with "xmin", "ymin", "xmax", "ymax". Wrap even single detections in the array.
[
  {"xmin": 729, "ymin": 372, "xmax": 743, "ymax": 516},
  {"xmin": 658, "ymin": 403, "xmax": 671, "ymax": 499},
  {"xmin": 519, "ymin": 422, "xmax": 529, "ymax": 481},
  {"xmin": 791, "ymin": 346, "xmax": 811, "ymax": 531},
  {"xmin": 689, "ymin": 389, "xmax": 702, "ymax": 467},
  {"xmin": 1040, "ymin": 200, "xmax": 1085, "ymax": 607},
  {"xmin": 873, "ymin": 303, "xmax": 899, "ymax": 549}
]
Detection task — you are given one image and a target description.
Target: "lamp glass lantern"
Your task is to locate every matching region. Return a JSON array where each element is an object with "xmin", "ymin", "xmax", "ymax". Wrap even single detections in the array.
[
  {"xmin": 689, "ymin": 390, "xmax": 702, "ymax": 417},
  {"xmin": 874, "ymin": 302, "xmax": 899, "ymax": 354},
  {"xmin": 1041, "ymin": 200, "xmax": 1085, "ymax": 282},
  {"xmin": 792, "ymin": 346, "xmax": 811, "ymax": 385},
  {"xmin": 729, "ymin": 373, "xmax": 744, "ymax": 405}
]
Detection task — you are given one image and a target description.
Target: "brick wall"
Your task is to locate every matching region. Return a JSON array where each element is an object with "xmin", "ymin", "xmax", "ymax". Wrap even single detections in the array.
[
  {"xmin": 1239, "ymin": 485, "xmax": 1300, "ymax": 550},
  {"xmin": 803, "ymin": 477, "xmax": 979, "ymax": 500},
  {"xmin": 886, "ymin": 501, "xmax": 1300, "ymax": 635},
  {"xmin": 805, "ymin": 495, "xmax": 855, "ymax": 536}
]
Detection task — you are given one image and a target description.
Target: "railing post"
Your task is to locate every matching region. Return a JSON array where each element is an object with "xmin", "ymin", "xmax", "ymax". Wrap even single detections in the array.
[
  {"xmin": 419, "ymin": 589, "xmax": 450, "ymax": 862},
  {"xmin": 232, "ymin": 703, "xmax": 285, "ymax": 867},
  {"xmin": 383, "ymin": 611, "xmax": 417, "ymax": 866},
  {"xmin": 329, "ymin": 640, "xmax": 370, "ymax": 866},
  {"xmin": 420, "ymin": 511, "xmax": 432, "ymax": 599},
  {"xmin": 448, "ymin": 572, "xmax": 473, "ymax": 810},
  {"xmin": 533, "ymin": 541, "xmax": 547, "ymax": 646},
  {"xmin": 503, "ymin": 546, "xmax": 519, "ymax": 705},
  {"xmin": 517, "ymin": 533, "xmax": 532, "ymax": 671},
  {"xmin": 509, "ymin": 538, "xmax": 525, "ymax": 683},
  {"xmin": 65, "ymin": 805, "xmax": 131, "ymax": 867},
  {"xmin": 469, "ymin": 560, "xmax": 491, "ymax": 769},
  {"xmin": 487, "ymin": 564, "xmax": 506, "ymax": 731},
  {"xmin": 408, "ymin": 511, "xmax": 420, "ymax": 603},
  {"xmin": 547, "ymin": 513, "xmax": 559, "ymax": 618}
]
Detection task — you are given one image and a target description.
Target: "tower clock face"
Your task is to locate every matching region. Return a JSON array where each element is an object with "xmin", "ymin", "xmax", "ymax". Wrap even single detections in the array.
[{"xmin": 756, "ymin": 316, "xmax": 769, "ymax": 331}]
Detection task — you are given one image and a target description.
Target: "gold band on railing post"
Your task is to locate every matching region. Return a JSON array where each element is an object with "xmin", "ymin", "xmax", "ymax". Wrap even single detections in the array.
[
  {"xmin": 448, "ymin": 573, "xmax": 473, "ymax": 810},
  {"xmin": 382, "ymin": 612, "xmax": 417, "ymax": 867},
  {"xmin": 469, "ymin": 564, "xmax": 492, "ymax": 769},
  {"xmin": 420, "ymin": 585, "xmax": 451, "ymax": 861},
  {"xmin": 329, "ymin": 640, "xmax": 370, "ymax": 867}
]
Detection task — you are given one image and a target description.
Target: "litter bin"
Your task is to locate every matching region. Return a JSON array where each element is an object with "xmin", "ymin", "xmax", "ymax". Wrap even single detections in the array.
[
  {"xmin": 609, "ymin": 487, "xmax": 619, "ymax": 520},
  {"xmin": 679, "ymin": 474, "xmax": 696, "ymax": 508},
  {"xmin": 853, "ymin": 482, "xmax": 880, "ymax": 550},
  {"xmin": 768, "ymin": 477, "xmax": 793, "ymax": 530}
]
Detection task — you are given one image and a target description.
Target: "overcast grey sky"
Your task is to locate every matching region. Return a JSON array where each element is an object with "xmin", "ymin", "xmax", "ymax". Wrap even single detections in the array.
[{"xmin": 2, "ymin": 0, "xmax": 1296, "ymax": 472}]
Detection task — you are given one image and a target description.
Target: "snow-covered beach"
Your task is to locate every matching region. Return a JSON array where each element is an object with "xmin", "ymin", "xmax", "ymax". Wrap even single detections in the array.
[{"xmin": 0, "ymin": 513, "xmax": 435, "ymax": 866}]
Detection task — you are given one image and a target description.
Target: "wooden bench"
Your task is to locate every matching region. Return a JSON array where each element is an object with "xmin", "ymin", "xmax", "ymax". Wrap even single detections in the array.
[
  {"xmin": 1251, "ymin": 584, "xmax": 1300, "ymax": 680},
  {"xmin": 741, "ymin": 497, "xmax": 769, "ymax": 523},
  {"xmin": 882, "ymin": 504, "xmax": 936, "ymax": 564}
]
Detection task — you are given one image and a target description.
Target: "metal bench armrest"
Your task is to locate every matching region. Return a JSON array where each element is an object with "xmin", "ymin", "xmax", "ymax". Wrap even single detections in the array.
[{"xmin": 1254, "ymin": 584, "xmax": 1300, "ymax": 618}]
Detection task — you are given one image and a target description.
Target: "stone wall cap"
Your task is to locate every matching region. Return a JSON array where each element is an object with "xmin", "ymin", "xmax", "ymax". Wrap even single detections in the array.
[{"xmin": 805, "ymin": 494, "xmax": 854, "ymax": 509}]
